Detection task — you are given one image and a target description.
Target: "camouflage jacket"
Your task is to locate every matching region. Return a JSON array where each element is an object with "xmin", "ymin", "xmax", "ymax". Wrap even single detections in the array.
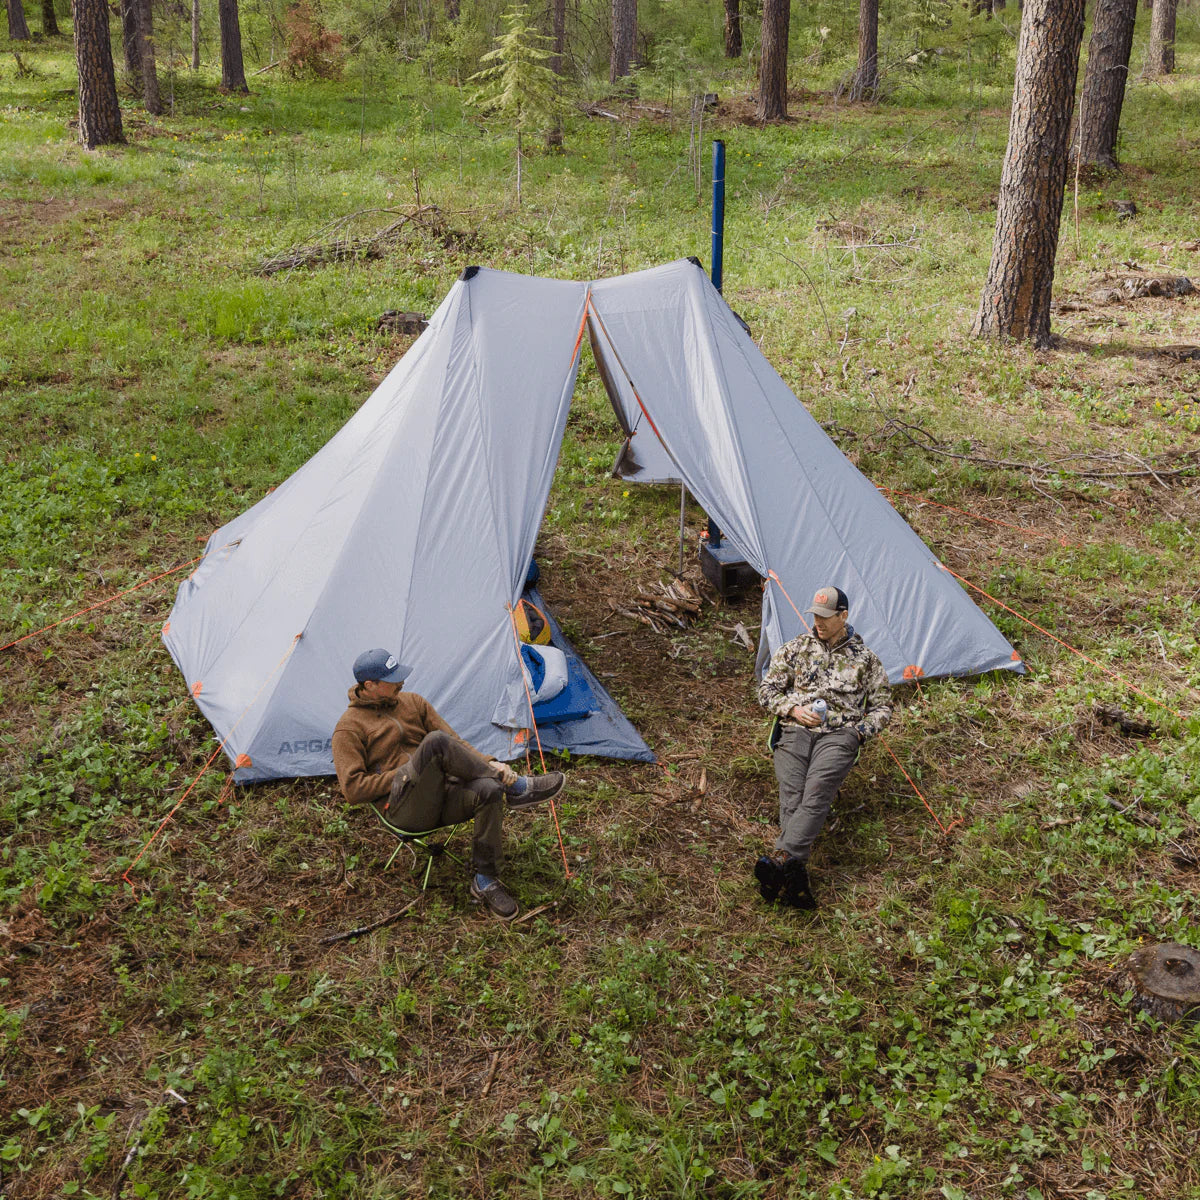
[{"xmin": 757, "ymin": 628, "xmax": 893, "ymax": 742}]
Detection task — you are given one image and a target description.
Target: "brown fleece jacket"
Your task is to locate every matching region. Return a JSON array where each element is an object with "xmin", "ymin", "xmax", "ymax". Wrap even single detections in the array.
[{"xmin": 331, "ymin": 687, "xmax": 458, "ymax": 806}]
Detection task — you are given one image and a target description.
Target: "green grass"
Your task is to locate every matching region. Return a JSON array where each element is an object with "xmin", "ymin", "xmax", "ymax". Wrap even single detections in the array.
[{"xmin": 2, "ymin": 7, "xmax": 1200, "ymax": 1199}]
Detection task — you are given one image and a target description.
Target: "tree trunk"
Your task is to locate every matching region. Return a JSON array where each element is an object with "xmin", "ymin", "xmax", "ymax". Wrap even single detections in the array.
[
  {"xmin": 7, "ymin": 0, "xmax": 32, "ymax": 39},
  {"xmin": 218, "ymin": 0, "xmax": 249, "ymax": 92},
  {"xmin": 757, "ymin": 0, "xmax": 789, "ymax": 120},
  {"xmin": 73, "ymin": 0, "xmax": 124, "ymax": 148},
  {"xmin": 609, "ymin": 0, "xmax": 635, "ymax": 83},
  {"xmin": 191, "ymin": 0, "xmax": 200, "ymax": 69},
  {"xmin": 1143, "ymin": 0, "xmax": 1175, "ymax": 74},
  {"xmin": 1076, "ymin": 0, "xmax": 1137, "ymax": 169},
  {"xmin": 120, "ymin": 0, "xmax": 141, "ymax": 80},
  {"xmin": 546, "ymin": 0, "xmax": 566, "ymax": 148},
  {"xmin": 444, "ymin": 0, "xmax": 458, "ymax": 19},
  {"xmin": 852, "ymin": 0, "xmax": 879, "ymax": 100},
  {"xmin": 722, "ymin": 0, "xmax": 742, "ymax": 58},
  {"xmin": 138, "ymin": 0, "xmax": 162, "ymax": 114},
  {"xmin": 41, "ymin": 0, "xmax": 60, "ymax": 36},
  {"xmin": 972, "ymin": 0, "xmax": 1086, "ymax": 346}
]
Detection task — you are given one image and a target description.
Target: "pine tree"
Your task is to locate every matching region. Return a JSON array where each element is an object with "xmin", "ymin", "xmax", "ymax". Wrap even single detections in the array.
[{"xmin": 469, "ymin": 4, "xmax": 560, "ymax": 206}]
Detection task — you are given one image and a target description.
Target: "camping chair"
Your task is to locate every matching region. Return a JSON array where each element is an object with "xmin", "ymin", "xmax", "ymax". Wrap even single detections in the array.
[{"xmin": 369, "ymin": 803, "xmax": 468, "ymax": 891}]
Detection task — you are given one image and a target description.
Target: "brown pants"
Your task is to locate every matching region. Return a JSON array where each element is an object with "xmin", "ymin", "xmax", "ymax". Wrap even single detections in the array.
[
  {"xmin": 385, "ymin": 731, "xmax": 505, "ymax": 877},
  {"xmin": 773, "ymin": 725, "xmax": 861, "ymax": 862}
]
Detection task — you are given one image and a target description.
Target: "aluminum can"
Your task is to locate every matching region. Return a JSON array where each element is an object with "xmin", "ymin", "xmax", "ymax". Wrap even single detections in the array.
[{"xmin": 811, "ymin": 699, "xmax": 828, "ymax": 724}]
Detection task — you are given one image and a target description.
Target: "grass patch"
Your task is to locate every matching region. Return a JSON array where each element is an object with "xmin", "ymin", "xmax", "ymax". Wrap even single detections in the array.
[{"xmin": 2, "ymin": 14, "xmax": 1200, "ymax": 1200}]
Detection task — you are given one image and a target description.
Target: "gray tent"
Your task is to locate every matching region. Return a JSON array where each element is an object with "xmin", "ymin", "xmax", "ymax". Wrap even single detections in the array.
[{"xmin": 164, "ymin": 259, "xmax": 1021, "ymax": 783}]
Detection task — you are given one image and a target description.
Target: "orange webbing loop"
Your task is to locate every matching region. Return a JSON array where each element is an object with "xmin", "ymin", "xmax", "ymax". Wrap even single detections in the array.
[
  {"xmin": 938, "ymin": 562, "xmax": 1187, "ymax": 722},
  {"xmin": 881, "ymin": 488, "xmax": 1071, "ymax": 548},
  {"xmin": 121, "ymin": 632, "xmax": 304, "ymax": 891},
  {"xmin": 2, "ymin": 555, "xmax": 204, "ymax": 652},
  {"xmin": 569, "ymin": 289, "xmax": 592, "ymax": 369},
  {"xmin": 506, "ymin": 605, "xmax": 572, "ymax": 880},
  {"xmin": 877, "ymin": 733, "xmax": 961, "ymax": 836}
]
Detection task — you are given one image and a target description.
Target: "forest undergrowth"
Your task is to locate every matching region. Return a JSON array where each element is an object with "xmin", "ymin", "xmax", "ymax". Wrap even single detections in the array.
[{"xmin": 1, "ymin": 12, "xmax": 1200, "ymax": 1199}]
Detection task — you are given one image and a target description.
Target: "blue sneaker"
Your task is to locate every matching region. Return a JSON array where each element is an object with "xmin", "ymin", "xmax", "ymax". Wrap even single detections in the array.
[
  {"xmin": 469, "ymin": 875, "xmax": 518, "ymax": 920},
  {"xmin": 507, "ymin": 771, "xmax": 565, "ymax": 811}
]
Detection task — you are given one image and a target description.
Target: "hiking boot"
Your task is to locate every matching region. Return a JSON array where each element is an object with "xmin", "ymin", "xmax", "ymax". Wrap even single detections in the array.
[
  {"xmin": 780, "ymin": 857, "xmax": 817, "ymax": 911},
  {"xmin": 469, "ymin": 876, "xmax": 519, "ymax": 921},
  {"xmin": 507, "ymin": 770, "xmax": 566, "ymax": 811},
  {"xmin": 753, "ymin": 850, "xmax": 789, "ymax": 903}
]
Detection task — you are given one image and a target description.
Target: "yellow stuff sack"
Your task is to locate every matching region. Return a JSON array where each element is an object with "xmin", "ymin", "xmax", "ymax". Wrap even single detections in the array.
[{"xmin": 514, "ymin": 598, "xmax": 551, "ymax": 644}]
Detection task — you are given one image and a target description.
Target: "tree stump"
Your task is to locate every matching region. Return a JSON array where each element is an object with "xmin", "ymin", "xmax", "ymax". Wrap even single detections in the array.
[
  {"xmin": 1126, "ymin": 943, "xmax": 1200, "ymax": 1022},
  {"xmin": 376, "ymin": 311, "xmax": 428, "ymax": 335}
]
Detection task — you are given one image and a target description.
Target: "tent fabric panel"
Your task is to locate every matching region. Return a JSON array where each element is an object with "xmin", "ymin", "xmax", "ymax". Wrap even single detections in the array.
[
  {"xmin": 590, "ymin": 259, "xmax": 1021, "ymax": 685},
  {"xmin": 169, "ymin": 268, "xmax": 591, "ymax": 781},
  {"xmin": 163, "ymin": 282, "xmax": 465, "ymax": 763},
  {"xmin": 589, "ymin": 324, "xmax": 681, "ymax": 484}
]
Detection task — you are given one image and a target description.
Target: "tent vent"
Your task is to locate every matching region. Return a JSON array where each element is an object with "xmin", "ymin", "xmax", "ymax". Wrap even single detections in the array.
[{"xmin": 460, "ymin": 265, "xmax": 481, "ymax": 280}]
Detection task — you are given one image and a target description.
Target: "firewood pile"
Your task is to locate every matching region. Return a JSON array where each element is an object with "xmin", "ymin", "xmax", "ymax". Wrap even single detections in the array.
[{"xmin": 610, "ymin": 577, "xmax": 704, "ymax": 634}]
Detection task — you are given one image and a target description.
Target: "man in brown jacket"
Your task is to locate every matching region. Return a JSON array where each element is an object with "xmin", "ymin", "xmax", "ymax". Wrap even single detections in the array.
[{"xmin": 332, "ymin": 648, "xmax": 565, "ymax": 920}]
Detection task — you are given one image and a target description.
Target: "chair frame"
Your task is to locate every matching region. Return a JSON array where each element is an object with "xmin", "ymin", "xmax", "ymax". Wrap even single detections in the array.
[{"xmin": 370, "ymin": 802, "xmax": 468, "ymax": 890}]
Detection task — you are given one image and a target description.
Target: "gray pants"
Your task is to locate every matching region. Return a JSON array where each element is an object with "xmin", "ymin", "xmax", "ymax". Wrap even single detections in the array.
[
  {"xmin": 773, "ymin": 725, "xmax": 860, "ymax": 862},
  {"xmin": 385, "ymin": 731, "xmax": 505, "ymax": 877}
]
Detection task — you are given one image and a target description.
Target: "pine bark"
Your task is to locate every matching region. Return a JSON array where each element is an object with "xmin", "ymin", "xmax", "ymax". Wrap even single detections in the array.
[
  {"xmin": 972, "ymin": 0, "xmax": 1086, "ymax": 346},
  {"xmin": 42, "ymin": 0, "xmax": 60, "ymax": 36},
  {"xmin": 722, "ymin": 0, "xmax": 742, "ymax": 58},
  {"xmin": 8, "ymin": 0, "xmax": 32, "ymax": 39},
  {"xmin": 609, "ymin": 0, "xmax": 635, "ymax": 83},
  {"xmin": 120, "ymin": 0, "xmax": 142, "ymax": 80},
  {"xmin": 852, "ymin": 0, "xmax": 879, "ymax": 100},
  {"xmin": 73, "ymin": 0, "xmax": 124, "ymax": 148},
  {"xmin": 757, "ymin": 0, "xmax": 790, "ymax": 120},
  {"xmin": 1144, "ymin": 0, "xmax": 1175, "ymax": 74},
  {"xmin": 1076, "ymin": 0, "xmax": 1137, "ymax": 168},
  {"xmin": 138, "ymin": 0, "xmax": 162, "ymax": 115},
  {"xmin": 218, "ymin": 0, "xmax": 249, "ymax": 92}
]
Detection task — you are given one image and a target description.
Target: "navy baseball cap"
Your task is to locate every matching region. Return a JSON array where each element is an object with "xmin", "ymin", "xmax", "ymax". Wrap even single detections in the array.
[{"xmin": 352, "ymin": 649, "xmax": 412, "ymax": 684}]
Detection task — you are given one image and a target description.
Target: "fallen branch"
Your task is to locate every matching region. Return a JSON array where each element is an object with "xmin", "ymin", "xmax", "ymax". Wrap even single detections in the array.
[
  {"xmin": 320, "ymin": 897, "xmax": 420, "ymax": 944},
  {"xmin": 260, "ymin": 206, "xmax": 454, "ymax": 276},
  {"xmin": 512, "ymin": 900, "xmax": 558, "ymax": 926},
  {"xmin": 481, "ymin": 1051, "xmax": 501, "ymax": 1097},
  {"xmin": 860, "ymin": 417, "xmax": 1200, "ymax": 485}
]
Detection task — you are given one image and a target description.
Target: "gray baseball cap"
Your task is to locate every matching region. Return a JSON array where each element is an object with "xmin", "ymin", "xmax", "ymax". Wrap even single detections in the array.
[
  {"xmin": 352, "ymin": 648, "xmax": 412, "ymax": 684},
  {"xmin": 806, "ymin": 586, "xmax": 848, "ymax": 617}
]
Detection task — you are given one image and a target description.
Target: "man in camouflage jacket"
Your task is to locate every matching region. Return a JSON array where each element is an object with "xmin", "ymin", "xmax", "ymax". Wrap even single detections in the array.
[{"xmin": 754, "ymin": 585, "xmax": 892, "ymax": 909}]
